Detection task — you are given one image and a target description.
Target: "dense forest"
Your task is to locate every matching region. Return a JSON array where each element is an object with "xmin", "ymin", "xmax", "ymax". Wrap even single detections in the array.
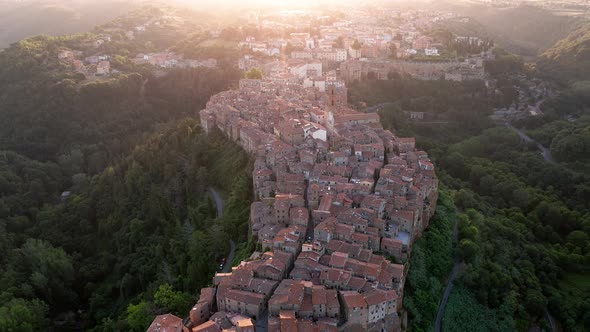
[
  {"xmin": 0, "ymin": 11, "xmax": 251, "ymax": 329},
  {"xmin": 0, "ymin": 120, "xmax": 253, "ymax": 330},
  {"xmin": 353, "ymin": 56, "xmax": 590, "ymax": 331},
  {"xmin": 403, "ymin": 189, "xmax": 455, "ymax": 332}
]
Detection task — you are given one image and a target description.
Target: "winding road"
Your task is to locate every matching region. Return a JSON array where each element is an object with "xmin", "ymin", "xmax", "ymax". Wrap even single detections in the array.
[
  {"xmin": 434, "ymin": 212, "xmax": 460, "ymax": 332},
  {"xmin": 211, "ymin": 186, "xmax": 269, "ymax": 331},
  {"xmin": 365, "ymin": 102, "xmax": 397, "ymax": 113},
  {"xmin": 504, "ymin": 122, "xmax": 555, "ymax": 163},
  {"xmin": 209, "ymin": 187, "xmax": 236, "ymax": 273}
]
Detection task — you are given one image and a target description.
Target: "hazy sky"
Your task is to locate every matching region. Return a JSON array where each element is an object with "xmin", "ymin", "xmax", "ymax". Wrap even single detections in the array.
[{"xmin": 171, "ymin": 0, "xmax": 436, "ymax": 9}]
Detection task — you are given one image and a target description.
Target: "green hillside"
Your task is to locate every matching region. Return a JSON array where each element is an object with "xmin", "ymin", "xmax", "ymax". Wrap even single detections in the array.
[
  {"xmin": 0, "ymin": 0, "xmax": 143, "ymax": 49},
  {"xmin": 0, "ymin": 7, "xmax": 248, "ymax": 329},
  {"xmin": 436, "ymin": 3, "xmax": 578, "ymax": 56},
  {"xmin": 539, "ymin": 20, "xmax": 590, "ymax": 84}
]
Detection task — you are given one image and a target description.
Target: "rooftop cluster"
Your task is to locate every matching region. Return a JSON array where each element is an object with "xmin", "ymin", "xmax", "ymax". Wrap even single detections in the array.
[{"xmin": 159, "ymin": 57, "xmax": 439, "ymax": 331}]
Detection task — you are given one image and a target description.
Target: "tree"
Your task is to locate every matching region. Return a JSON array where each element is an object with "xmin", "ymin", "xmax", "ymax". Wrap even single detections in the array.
[
  {"xmin": 245, "ymin": 67, "xmax": 263, "ymax": 80},
  {"xmin": 19, "ymin": 239, "xmax": 76, "ymax": 307},
  {"xmin": 524, "ymin": 289, "xmax": 547, "ymax": 317},
  {"xmin": 153, "ymin": 284, "xmax": 192, "ymax": 315},
  {"xmin": 126, "ymin": 301, "xmax": 153, "ymax": 332},
  {"xmin": 351, "ymin": 39, "xmax": 362, "ymax": 50},
  {"xmin": 389, "ymin": 43, "xmax": 397, "ymax": 59},
  {"xmin": 0, "ymin": 298, "xmax": 49, "ymax": 331},
  {"xmin": 220, "ymin": 27, "xmax": 240, "ymax": 41},
  {"xmin": 334, "ymin": 36, "xmax": 344, "ymax": 49},
  {"xmin": 443, "ymin": 152, "xmax": 467, "ymax": 178},
  {"xmin": 458, "ymin": 239, "xmax": 478, "ymax": 263}
]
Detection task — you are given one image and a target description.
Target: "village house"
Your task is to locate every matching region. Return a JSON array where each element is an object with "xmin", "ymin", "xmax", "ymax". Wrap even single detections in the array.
[
  {"xmin": 96, "ymin": 61, "xmax": 110, "ymax": 75},
  {"xmin": 189, "ymin": 287, "xmax": 216, "ymax": 327},
  {"xmin": 340, "ymin": 291, "xmax": 368, "ymax": 329},
  {"xmin": 147, "ymin": 314, "xmax": 188, "ymax": 332}
]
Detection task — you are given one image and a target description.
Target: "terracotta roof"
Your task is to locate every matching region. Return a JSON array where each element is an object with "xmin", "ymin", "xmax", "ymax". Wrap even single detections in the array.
[
  {"xmin": 346, "ymin": 276, "xmax": 367, "ymax": 291},
  {"xmin": 301, "ymin": 293, "xmax": 313, "ymax": 312},
  {"xmin": 226, "ymin": 289, "xmax": 265, "ymax": 306},
  {"xmin": 321, "ymin": 268, "xmax": 352, "ymax": 283},
  {"xmin": 192, "ymin": 320, "xmax": 221, "ymax": 332},
  {"xmin": 329, "ymin": 252, "xmax": 349, "ymax": 269},
  {"xmin": 147, "ymin": 314, "xmax": 184, "ymax": 332},
  {"xmin": 340, "ymin": 291, "xmax": 367, "ymax": 309}
]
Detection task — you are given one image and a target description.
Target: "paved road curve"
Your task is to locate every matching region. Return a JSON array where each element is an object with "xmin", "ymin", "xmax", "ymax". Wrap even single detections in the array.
[
  {"xmin": 209, "ymin": 187, "xmax": 236, "ymax": 273},
  {"xmin": 365, "ymin": 102, "xmax": 397, "ymax": 113},
  {"xmin": 504, "ymin": 122, "xmax": 555, "ymax": 163},
  {"xmin": 434, "ymin": 211, "xmax": 460, "ymax": 332},
  {"xmin": 209, "ymin": 187, "xmax": 224, "ymax": 218},
  {"xmin": 209, "ymin": 187, "xmax": 268, "ymax": 330}
]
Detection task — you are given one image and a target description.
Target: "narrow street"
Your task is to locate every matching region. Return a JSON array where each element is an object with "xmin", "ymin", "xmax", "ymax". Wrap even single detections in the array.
[
  {"xmin": 254, "ymin": 308, "xmax": 269, "ymax": 332},
  {"xmin": 209, "ymin": 187, "xmax": 236, "ymax": 273}
]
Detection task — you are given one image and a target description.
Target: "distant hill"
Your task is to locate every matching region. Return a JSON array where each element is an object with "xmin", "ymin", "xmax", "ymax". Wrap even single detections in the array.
[
  {"xmin": 539, "ymin": 20, "xmax": 590, "ymax": 84},
  {"xmin": 0, "ymin": 0, "xmax": 141, "ymax": 48},
  {"xmin": 435, "ymin": 3, "xmax": 579, "ymax": 56}
]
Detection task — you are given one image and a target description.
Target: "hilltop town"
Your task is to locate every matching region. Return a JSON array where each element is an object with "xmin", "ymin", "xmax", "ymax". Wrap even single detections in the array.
[
  {"xmin": 147, "ymin": 13, "xmax": 442, "ymax": 329},
  {"xmin": 140, "ymin": 6, "xmax": 497, "ymax": 332},
  {"xmin": 17, "ymin": 4, "xmax": 564, "ymax": 332},
  {"xmin": 2, "ymin": 1, "xmax": 589, "ymax": 332},
  {"xmin": 237, "ymin": 8, "xmax": 492, "ymax": 83}
]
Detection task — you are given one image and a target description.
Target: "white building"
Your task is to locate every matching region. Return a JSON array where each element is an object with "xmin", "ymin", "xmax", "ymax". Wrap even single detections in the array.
[
  {"xmin": 303, "ymin": 77, "xmax": 326, "ymax": 92},
  {"xmin": 290, "ymin": 62, "xmax": 322, "ymax": 79},
  {"xmin": 302, "ymin": 123, "xmax": 327, "ymax": 141},
  {"xmin": 348, "ymin": 47, "xmax": 362, "ymax": 59},
  {"xmin": 425, "ymin": 47, "xmax": 439, "ymax": 56},
  {"xmin": 291, "ymin": 51, "xmax": 314, "ymax": 60},
  {"xmin": 314, "ymin": 49, "xmax": 348, "ymax": 62}
]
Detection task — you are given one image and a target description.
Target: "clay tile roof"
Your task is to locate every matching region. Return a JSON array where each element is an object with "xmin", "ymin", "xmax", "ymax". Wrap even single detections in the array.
[
  {"xmin": 192, "ymin": 320, "xmax": 221, "ymax": 332},
  {"xmin": 390, "ymin": 263, "xmax": 405, "ymax": 279},
  {"xmin": 312, "ymin": 287, "xmax": 327, "ymax": 305},
  {"xmin": 363, "ymin": 289, "xmax": 387, "ymax": 306},
  {"xmin": 147, "ymin": 314, "xmax": 184, "ymax": 332},
  {"xmin": 346, "ymin": 277, "xmax": 367, "ymax": 291},
  {"xmin": 325, "ymin": 289, "xmax": 340, "ymax": 308},
  {"xmin": 301, "ymin": 293, "xmax": 313, "ymax": 312},
  {"xmin": 279, "ymin": 310, "xmax": 298, "ymax": 332},
  {"xmin": 226, "ymin": 289, "xmax": 265, "ymax": 306},
  {"xmin": 340, "ymin": 291, "xmax": 367, "ymax": 308},
  {"xmin": 297, "ymin": 320, "xmax": 318, "ymax": 332},
  {"xmin": 329, "ymin": 252, "xmax": 349, "ymax": 268}
]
